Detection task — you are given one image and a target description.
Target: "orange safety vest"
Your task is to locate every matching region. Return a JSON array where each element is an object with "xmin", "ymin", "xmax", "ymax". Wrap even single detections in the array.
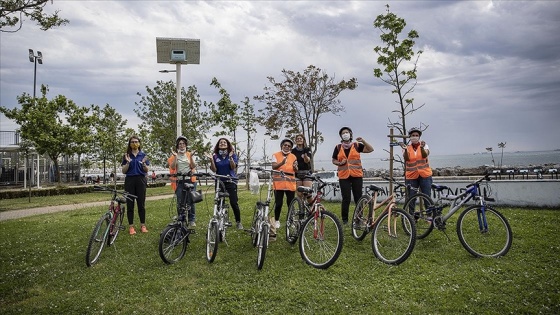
[
  {"xmin": 405, "ymin": 145, "xmax": 432, "ymax": 179},
  {"xmin": 272, "ymin": 151, "xmax": 297, "ymax": 191},
  {"xmin": 168, "ymin": 152, "xmax": 197, "ymax": 191},
  {"xmin": 336, "ymin": 143, "xmax": 363, "ymax": 179}
]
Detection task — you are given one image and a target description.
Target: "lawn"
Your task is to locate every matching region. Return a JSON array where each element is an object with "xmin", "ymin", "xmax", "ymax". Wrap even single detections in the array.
[{"xmin": 0, "ymin": 188, "xmax": 558, "ymax": 314}]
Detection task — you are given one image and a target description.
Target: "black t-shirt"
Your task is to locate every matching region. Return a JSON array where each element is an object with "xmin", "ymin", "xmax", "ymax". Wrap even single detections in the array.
[
  {"xmin": 332, "ymin": 142, "xmax": 365, "ymax": 160},
  {"xmin": 292, "ymin": 147, "xmax": 312, "ymax": 171}
]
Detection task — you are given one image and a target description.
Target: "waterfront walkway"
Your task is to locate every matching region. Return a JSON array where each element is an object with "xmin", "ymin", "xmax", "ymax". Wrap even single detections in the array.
[{"xmin": 0, "ymin": 194, "xmax": 174, "ymax": 222}]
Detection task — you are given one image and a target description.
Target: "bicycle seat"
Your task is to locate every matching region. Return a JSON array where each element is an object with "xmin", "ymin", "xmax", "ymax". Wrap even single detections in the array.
[
  {"xmin": 218, "ymin": 192, "xmax": 230, "ymax": 198},
  {"xmin": 182, "ymin": 183, "xmax": 195, "ymax": 189},
  {"xmin": 116, "ymin": 197, "xmax": 127, "ymax": 204},
  {"xmin": 366, "ymin": 184, "xmax": 383, "ymax": 192},
  {"xmin": 431, "ymin": 184, "xmax": 449, "ymax": 192},
  {"xmin": 297, "ymin": 186, "xmax": 313, "ymax": 194}
]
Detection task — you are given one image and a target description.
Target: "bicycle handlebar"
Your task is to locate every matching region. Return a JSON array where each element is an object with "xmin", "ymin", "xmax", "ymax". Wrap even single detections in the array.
[
  {"xmin": 380, "ymin": 175, "xmax": 406, "ymax": 189},
  {"xmin": 466, "ymin": 174, "xmax": 491, "ymax": 188},
  {"xmin": 250, "ymin": 167, "xmax": 294, "ymax": 177},
  {"xmin": 93, "ymin": 185, "xmax": 137, "ymax": 200}
]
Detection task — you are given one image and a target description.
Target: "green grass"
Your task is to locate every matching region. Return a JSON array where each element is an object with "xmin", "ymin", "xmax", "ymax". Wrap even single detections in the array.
[{"xmin": 0, "ymin": 189, "xmax": 558, "ymax": 314}]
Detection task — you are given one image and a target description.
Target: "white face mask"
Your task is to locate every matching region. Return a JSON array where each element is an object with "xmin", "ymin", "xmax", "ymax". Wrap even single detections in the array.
[
  {"xmin": 410, "ymin": 136, "xmax": 420, "ymax": 144},
  {"xmin": 178, "ymin": 148, "xmax": 186, "ymax": 153},
  {"xmin": 341, "ymin": 133, "xmax": 351, "ymax": 141}
]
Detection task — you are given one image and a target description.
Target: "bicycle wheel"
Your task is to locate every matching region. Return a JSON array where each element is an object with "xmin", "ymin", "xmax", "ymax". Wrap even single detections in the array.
[
  {"xmin": 206, "ymin": 220, "xmax": 219, "ymax": 263},
  {"xmin": 108, "ymin": 209, "xmax": 124, "ymax": 246},
  {"xmin": 457, "ymin": 205, "xmax": 512, "ymax": 258},
  {"xmin": 256, "ymin": 224, "xmax": 269, "ymax": 270},
  {"xmin": 403, "ymin": 193, "xmax": 434, "ymax": 239},
  {"xmin": 371, "ymin": 208, "xmax": 416, "ymax": 265},
  {"xmin": 299, "ymin": 208, "xmax": 343, "ymax": 269},
  {"xmin": 251, "ymin": 204, "xmax": 261, "ymax": 247},
  {"xmin": 86, "ymin": 213, "xmax": 111, "ymax": 267},
  {"xmin": 286, "ymin": 197, "xmax": 303, "ymax": 244},
  {"xmin": 351, "ymin": 195, "xmax": 371, "ymax": 241},
  {"xmin": 159, "ymin": 224, "xmax": 188, "ymax": 264}
]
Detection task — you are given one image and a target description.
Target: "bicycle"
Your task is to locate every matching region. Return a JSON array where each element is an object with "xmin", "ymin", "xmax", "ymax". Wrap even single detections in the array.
[
  {"xmin": 350, "ymin": 177, "xmax": 417, "ymax": 265},
  {"xmin": 86, "ymin": 185, "xmax": 137, "ymax": 267},
  {"xmin": 404, "ymin": 174, "xmax": 513, "ymax": 258},
  {"xmin": 201, "ymin": 172, "xmax": 235, "ymax": 263},
  {"xmin": 158, "ymin": 171, "xmax": 204, "ymax": 264},
  {"xmin": 248, "ymin": 167, "xmax": 277, "ymax": 270},
  {"xmin": 285, "ymin": 173, "xmax": 344, "ymax": 269}
]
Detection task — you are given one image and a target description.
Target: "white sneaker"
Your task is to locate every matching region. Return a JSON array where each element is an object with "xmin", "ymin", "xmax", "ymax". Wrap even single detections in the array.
[
  {"xmin": 275, "ymin": 220, "xmax": 280, "ymax": 229},
  {"xmin": 189, "ymin": 221, "xmax": 196, "ymax": 227}
]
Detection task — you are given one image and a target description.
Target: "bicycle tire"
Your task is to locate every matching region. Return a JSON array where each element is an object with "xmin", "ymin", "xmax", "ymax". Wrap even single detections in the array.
[
  {"xmin": 299, "ymin": 208, "xmax": 343, "ymax": 269},
  {"xmin": 371, "ymin": 208, "xmax": 416, "ymax": 265},
  {"xmin": 159, "ymin": 224, "xmax": 188, "ymax": 264},
  {"xmin": 86, "ymin": 213, "xmax": 111, "ymax": 267},
  {"xmin": 251, "ymin": 204, "xmax": 261, "ymax": 247},
  {"xmin": 456, "ymin": 205, "xmax": 513, "ymax": 258},
  {"xmin": 351, "ymin": 195, "xmax": 371, "ymax": 241},
  {"xmin": 286, "ymin": 197, "xmax": 303, "ymax": 244},
  {"xmin": 108, "ymin": 208, "xmax": 124, "ymax": 246},
  {"xmin": 403, "ymin": 193, "xmax": 434, "ymax": 239},
  {"xmin": 206, "ymin": 220, "xmax": 219, "ymax": 263},
  {"xmin": 256, "ymin": 224, "xmax": 269, "ymax": 270}
]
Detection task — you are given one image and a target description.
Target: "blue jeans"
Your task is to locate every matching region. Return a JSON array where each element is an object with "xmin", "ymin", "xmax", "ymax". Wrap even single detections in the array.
[
  {"xmin": 176, "ymin": 181, "xmax": 196, "ymax": 222},
  {"xmin": 405, "ymin": 176, "xmax": 433, "ymax": 210}
]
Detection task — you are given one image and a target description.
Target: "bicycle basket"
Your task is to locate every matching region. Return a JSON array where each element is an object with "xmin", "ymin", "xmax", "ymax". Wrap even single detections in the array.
[{"xmin": 190, "ymin": 190, "xmax": 203, "ymax": 203}]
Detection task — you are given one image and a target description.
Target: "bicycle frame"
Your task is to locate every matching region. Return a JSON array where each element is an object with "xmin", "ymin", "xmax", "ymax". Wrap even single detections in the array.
[{"xmin": 433, "ymin": 176, "xmax": 490, "ymax": 224}]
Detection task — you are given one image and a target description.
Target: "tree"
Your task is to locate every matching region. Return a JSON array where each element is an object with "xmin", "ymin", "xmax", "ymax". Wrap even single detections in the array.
[
  {"xmin": 209, "ymin": 78, "xmax": 240, "ymax": 144},
  {"xmin": 1, "ymin": 0, "xmax": 69, "ymax": 32},
  {"xmin": 373, "ymin": 4, "xmax": 424, "ymax": 137},
  {"xmin": 239, "ymin": 97, "xmax": 258, "ymax": 188},
  {"xmin": 90, "ymin": 104, "xmax": 128, "ymax": 183},
  {"xmin": 498, "ymin": 142, "xmax": 507, "ymax": 168},
  {"xmin": 0, "ymin": 85, "xmax": 92, "ymax": 183},
  {"xmin": 134, "ymin": 80, "xmax": 211, "ymax": 168},
  {"xmin": 255, "ymin": 65, "xmax": 357, "ymax": 170}
]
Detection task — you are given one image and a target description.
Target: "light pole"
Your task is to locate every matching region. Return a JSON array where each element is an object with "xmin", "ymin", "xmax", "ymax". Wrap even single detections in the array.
[
  {"xmin": 159, "ymin": 68, "xmax": 181, "ymax": 138},
  {"xmin": 27, "ymin": 49, "xmax": 43, "ymax": 193}
]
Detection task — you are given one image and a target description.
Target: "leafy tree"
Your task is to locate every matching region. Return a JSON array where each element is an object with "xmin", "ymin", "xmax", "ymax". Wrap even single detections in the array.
[
  {"xmin": 498, "ymin": 142, "xmax": 506, "ymax": 168},
  {"xmin": 0, "ymin": 85, "xmax": 92, "ymax": 183},
  {"xmin": 90, "ymin": 104, "xmax": 128, "ymax": 183},
  {"xmin": 1, "ymin": 0, "xmax": 69, "ymax": 32},
  {"xmin": 134, "ymin": 80, "xmax": 211, "ymax": 168},
  {"xmin": 373, "ymin": 4, "xmax": 424, "ymax": 136},
  {"xmin": 209, "ymin": 78, "xmax": 240, "ymax": 144},
  {"xmin": 255, "ymin": 65, "xmax": 357, "ymax": 170}
]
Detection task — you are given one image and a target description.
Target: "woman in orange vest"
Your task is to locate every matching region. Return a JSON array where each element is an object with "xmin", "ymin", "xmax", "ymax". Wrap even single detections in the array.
[
  {"xmin": 271, "ymin": 138, "xmax": 298, "ymax": 232},
  {"xmin": 332, "ymin": 127, "xmax": 373, "ymax": 225},
  {"xmin": 168, "ymin": 136, "xmax": 198, "ymax": 227},
  {"xmin": 402, "ymin": 127, "xmax": 432, "ymax": 201}
]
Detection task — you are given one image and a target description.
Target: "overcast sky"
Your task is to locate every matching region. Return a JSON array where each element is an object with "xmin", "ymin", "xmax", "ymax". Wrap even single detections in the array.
[{"xmin": 1, "ymin": 0, "xmax": 559, "ymax": 165}]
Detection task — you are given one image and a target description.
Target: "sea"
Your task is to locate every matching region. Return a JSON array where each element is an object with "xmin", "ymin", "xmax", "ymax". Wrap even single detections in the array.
[{"xmin": 312, "ymin": 150, "xmax": 560, "ymax": 171}]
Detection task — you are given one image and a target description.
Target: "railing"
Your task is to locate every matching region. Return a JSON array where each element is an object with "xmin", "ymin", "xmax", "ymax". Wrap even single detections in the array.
[{"xmin": 0, "ymin": 131, "xmax": 20, "ymax": 146}]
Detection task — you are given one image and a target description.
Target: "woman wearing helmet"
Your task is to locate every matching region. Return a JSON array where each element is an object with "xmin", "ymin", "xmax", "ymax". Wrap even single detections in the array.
[
  {"xmin": 121, "ymin": 135, "xmax": 151, "ymax": 235},
  {"xmin": 168, "ymin": 136, "xmax": 198, "ymax": 227},
  {"xmin": 332, "ymin": 127, "xmax": 373, "ymax": 225},
  {"xmin": 270, "ymin": 138, "xmax": 298, "ymax": 236},
  {"xmin": 401, "ymin": 127, "xmax": 432, "ymax": 202}
]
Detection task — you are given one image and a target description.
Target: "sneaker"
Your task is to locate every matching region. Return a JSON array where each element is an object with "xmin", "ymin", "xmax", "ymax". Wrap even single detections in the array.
[
  {"xmin": 189, "ymin": 221, "xmax": 196, "ymax": 227},
  {"xmin": 141, "ymin": 225, "xmax": 148, "ymax": 233},
  {"xmin": 236, "ymin": 222, "xmax": 244, "ymax": 230},
  {"xmin": 275, "ymin": 220, "xmax": 280, "ymax": 229},
  {"xmin": 129, "ymin": 226, "xmax": 136, "ymax": 235}
]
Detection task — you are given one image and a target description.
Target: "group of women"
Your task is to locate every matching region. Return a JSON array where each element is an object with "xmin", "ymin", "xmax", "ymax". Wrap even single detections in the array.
[{"xmin": 120, "ymin": 126, "xmax": 432, "ymax": 236}]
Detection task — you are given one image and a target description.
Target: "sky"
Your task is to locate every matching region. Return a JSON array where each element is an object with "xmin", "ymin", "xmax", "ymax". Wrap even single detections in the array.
[{"xmin": 1, "ymin": 0, "xmax": 559, "ymax": 167}]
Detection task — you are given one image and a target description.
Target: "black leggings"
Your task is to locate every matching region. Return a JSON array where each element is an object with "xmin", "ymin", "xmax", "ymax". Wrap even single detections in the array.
[
  {"xmin": 224, "ymin": 181, "xmax": 242, "ymax": 223},
  {"xmin": 338, "ymin": 176, "xmax": 363, "ymax": 222},
  {"xmin": 273, "ymin": 190, "xmax": 295, "ymax": 221},
  {"xmin": 124, "ymin": 175, "xmax": 147, "ymax": 225}
]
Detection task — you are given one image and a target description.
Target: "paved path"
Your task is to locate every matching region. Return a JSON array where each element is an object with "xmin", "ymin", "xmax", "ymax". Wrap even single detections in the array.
[{"xmin": 0, "ymin": 195, "xmax": 174, "ymax": 222}]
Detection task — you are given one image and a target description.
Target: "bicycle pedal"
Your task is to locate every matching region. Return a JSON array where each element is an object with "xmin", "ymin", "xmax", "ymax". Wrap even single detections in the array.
[
  {"xmin": 119, "ymin": 225, "xmax": 125, "ymax": 231},
  {"xmin": 225, "ymin": 222, "xmax": 232, "ymax": 227},
  {"xmin": 187, "ymin": 229, "xmax": 196, "ymax": 234}
]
